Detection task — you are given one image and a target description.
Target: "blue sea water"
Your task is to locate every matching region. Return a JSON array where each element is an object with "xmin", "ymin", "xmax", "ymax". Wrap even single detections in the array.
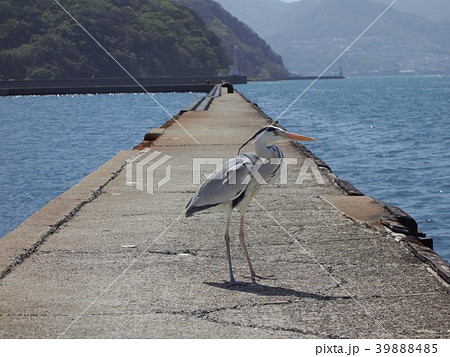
[
  {"xmin": 236, "ymin": 76, "xmax": 450, "ymax": 262},
  {"xmin": 0, "ymin": 77, "xmax": 449, "ymax": 263},
  {"xmin": 0, "ymin": 91, "xmax": 201, "ymax": 238}
]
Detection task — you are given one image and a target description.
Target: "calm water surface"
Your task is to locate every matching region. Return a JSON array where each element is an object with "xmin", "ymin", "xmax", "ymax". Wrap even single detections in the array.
[{"xmin": 0, "ymin": 92, "xmax": 201, "ymax": 238}]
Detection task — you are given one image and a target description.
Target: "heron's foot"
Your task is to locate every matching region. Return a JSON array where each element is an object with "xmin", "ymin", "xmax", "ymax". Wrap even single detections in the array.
[
  {"xmin": 224, "ymin": 279, "xmax": 250, "ymax": 287},
  {"xmin": 243, "ymin": 274, "xmax": 277, "ymax": 282}
]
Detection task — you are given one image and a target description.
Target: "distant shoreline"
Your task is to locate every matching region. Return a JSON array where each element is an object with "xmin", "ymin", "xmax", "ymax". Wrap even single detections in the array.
[
  {"xmin": 249, "ymin": 73, "xmax": 446, "ymax": 82},
  {"xmin": 249, "ymin": 75, "xmax": 345, "ymax": 82}
]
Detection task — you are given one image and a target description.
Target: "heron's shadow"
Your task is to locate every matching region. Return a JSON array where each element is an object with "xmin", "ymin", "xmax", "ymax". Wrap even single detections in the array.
[{"xmin": 204, "ymin": 281, "xmax": 350, "ymax": 301}]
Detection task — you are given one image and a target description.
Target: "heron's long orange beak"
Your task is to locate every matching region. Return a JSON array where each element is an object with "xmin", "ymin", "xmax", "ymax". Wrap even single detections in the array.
[{"xmin": 282, "ymin": 131, "xmax": 316, "ymax": 142}]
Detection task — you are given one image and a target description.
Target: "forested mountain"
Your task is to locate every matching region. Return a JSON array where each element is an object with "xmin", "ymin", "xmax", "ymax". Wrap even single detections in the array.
[
  {"xmin": 0, "ymin": 0, "xmax": 228, "ymax": 79},
  {"xmin": 174, "ymin": 0, "xmax": 290, "ymax": 79},
  {"xmin": 0, "ymin": 0, "xmax": 290, "ymax": 80}
]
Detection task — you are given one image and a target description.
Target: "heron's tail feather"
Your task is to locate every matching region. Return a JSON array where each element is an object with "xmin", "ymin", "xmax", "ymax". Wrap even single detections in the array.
[
  {"xmin": 185, "ymin": 199, "xmax": 219, "ymax": 217},
  {"xmin": 185, "ymin": 205, "xmax": 199, "ymax": 218},
  {"xmin": 185, "ymin": 197, "xmax": 195, "ymax": 217}
]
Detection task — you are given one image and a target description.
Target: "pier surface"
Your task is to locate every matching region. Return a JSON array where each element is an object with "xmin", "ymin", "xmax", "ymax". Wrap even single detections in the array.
[{"xmin": 0, "ymin": 90, "xmax": 448, "ymax": 338}]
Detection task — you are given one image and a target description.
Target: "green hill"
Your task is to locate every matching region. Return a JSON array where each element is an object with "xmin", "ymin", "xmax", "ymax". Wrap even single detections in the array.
[
  {"xmin": 0, "ymin": 0, "xmax": 228, "ymax": 79},
  {"xmin": 173, "ymin": 0, "xmax": 290, "ymax": 80}
]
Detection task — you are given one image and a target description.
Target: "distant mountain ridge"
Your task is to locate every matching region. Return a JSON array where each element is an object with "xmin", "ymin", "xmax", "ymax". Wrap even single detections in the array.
[
  {"xmin": 173, "ymin": 0, "xmax": 290, "ymax": 79},
  {"xmin": 217, "ymin": 0, "xmax": 450, "ymax": 75},
  {"xmin": 375, "ymin": 0, "xmax": 450, "ymax": 22}
]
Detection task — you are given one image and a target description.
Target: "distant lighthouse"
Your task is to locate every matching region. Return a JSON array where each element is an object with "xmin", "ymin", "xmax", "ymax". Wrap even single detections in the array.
[{"xmin": 229, "ymin": 45, "xmax": 239, "ymax": 76}]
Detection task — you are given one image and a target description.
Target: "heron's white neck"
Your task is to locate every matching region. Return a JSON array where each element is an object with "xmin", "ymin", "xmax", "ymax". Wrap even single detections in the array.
[{"xmin": 254, "ymin": 142, "xmax": 283, "ymax": 160}]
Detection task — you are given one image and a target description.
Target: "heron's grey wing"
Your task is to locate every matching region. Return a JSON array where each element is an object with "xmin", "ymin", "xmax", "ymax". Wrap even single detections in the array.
[{"xmin": 185, "ymin": 154, "xmax": 258, "ymax": 216}]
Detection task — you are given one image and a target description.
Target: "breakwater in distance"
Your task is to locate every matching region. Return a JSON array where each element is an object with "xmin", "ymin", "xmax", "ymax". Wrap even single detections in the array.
[{"xmin": 0, "ymin": 75, "xmax": 247, "ymax": 96}]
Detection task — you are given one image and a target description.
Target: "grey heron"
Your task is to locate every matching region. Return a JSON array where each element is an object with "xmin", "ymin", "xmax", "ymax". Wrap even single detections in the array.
[{"xmin": 185, "ymin": 126, "xmax": 316, "ymax": 284}]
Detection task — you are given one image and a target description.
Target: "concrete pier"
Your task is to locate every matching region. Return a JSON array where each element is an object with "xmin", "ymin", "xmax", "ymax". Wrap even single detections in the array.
[{"xmin": 0, "ymin": 89, "xmax": 448, "ymax": 338}]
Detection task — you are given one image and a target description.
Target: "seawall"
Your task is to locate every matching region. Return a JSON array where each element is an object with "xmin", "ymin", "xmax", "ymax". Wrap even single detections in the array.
[{"xmin": 0, "ymin": 75, "xmax": 247, "ymax": 96}]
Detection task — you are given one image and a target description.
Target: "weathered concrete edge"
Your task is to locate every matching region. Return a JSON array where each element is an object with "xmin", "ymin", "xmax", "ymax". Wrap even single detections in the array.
[
  {"xmin": 194, "ymin": 84, "xmax": 222, "ymax": 111},
  {"xmin": 0, "ymin": 151, "xmax": 131, "ymax": 281},
  {"xmin": 237, "ymin": 90, "xmax": 450, "ymax": 284},
  {"xmin": 134, "ymin": 85, "xmax": 223, "ymax": 150}
]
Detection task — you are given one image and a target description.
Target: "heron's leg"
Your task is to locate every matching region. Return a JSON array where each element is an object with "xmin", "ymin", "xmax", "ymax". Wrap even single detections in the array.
[
  {"xmin": 224, "ymin": 214, "xmax": 235, "ymax": 284},
  {"xmin": 238, "ymin": 215, "xmax": 256, "ymax": 281},
  {"xmin": 239, "ymin": 215, "xmax": 276, "ymax": 282}
]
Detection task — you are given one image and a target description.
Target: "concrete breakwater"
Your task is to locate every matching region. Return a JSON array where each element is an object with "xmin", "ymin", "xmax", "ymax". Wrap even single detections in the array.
[
  {"xmin": 0, "ymin": 75, "xmax": 246, "ymax": 96},
  {"xmin": 0, "ymin": 87, "xmax": 448, "ymax": 338}
]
